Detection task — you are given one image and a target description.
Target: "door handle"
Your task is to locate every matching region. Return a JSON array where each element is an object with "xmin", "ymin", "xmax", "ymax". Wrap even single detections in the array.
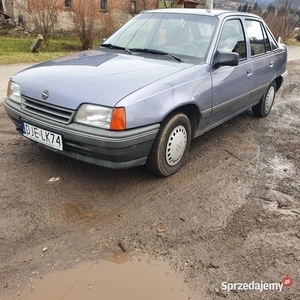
[
  {"xmin": 270, "ymin": 61, "xmax": 274, "ymax": 67},
  {"xmin": 247, "ymin": 69, "xmax": 252, "ymax": 79}
]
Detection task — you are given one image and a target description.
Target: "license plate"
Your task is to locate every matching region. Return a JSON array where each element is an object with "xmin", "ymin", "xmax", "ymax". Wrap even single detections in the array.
[{"xmin": 21, "ymin": 122, "xmax": 63, "ymax": 151}]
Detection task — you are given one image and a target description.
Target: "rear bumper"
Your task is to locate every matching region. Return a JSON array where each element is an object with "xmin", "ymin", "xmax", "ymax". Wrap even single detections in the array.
[
  {"xmin": 4, "ymin": 98, "xmax": 160, "ymax": 169},
  {"xmin": 282, "ymin": 70, "xmax": 288, "ymax": 81}
]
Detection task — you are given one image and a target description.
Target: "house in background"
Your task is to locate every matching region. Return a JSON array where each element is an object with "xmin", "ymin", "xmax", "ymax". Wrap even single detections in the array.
[
  {"xmin": 63, "ymin": 0, "xmax": 159, "ymax": 17},
  {"xmin": 0, "ymin": 0, "xmax": 159, "ymax": 32}
]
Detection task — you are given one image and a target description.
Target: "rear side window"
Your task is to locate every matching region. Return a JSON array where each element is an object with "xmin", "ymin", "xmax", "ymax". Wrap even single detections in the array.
[
  {"xmin": 217, "ymin": 19, "xmax": 246, "ymax": 60},
  {"xmin": 245, "ymin": 20, "xmax": 271, "ymax": 56},
  {"xmin": 266, "ymin": 28, "xmax": 279, "ymax": 50}
]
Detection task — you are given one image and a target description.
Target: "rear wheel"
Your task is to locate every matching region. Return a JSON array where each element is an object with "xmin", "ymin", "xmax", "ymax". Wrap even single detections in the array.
[
  {"xmin": 146, "ymin": 113, "xmax": 191, "ymax": 176},
  {"xmin": 252, "ymin": 81, "xmax": 276, "ymax": 117}
]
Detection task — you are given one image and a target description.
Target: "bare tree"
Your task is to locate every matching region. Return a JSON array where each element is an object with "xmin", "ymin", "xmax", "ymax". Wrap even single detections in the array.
[
  {"xmin": 0, "ymin": 0, "xmax": 5, "ymax": 13},
  {"xmin": 263, "ymin": 0, "xmax": 300, "ymax": 42},
  {"xmin": 70, "ymin": 0, "xmax": 100, "ymax": 50},
  {"xmin": 22, "ymin": 0, "xmax": 64, "ymax": 46},
  {"xmin": 98, "ymin": 13, "xmax": 117, "ymax": 40}
]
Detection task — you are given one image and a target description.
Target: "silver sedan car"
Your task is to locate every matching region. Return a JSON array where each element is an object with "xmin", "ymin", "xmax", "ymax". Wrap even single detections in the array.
[{"xmin": 5, "ymin": 9, "xmax": 287, "ymax": 176}]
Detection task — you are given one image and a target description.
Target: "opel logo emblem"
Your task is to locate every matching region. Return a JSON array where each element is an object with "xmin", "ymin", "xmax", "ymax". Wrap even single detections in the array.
[{"xmin": 42, "ymin": 90, "xmax": 49, "ymax": 100}]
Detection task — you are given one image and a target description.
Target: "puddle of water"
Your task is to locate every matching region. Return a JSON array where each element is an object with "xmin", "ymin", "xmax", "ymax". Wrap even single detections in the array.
[
  {"xmin": 228, "ymin": 134, "xmax": 243, "ymax": 140},
  {"xmin": 3, "ymin": 259, "xmax": 192, "ymax": 300},
  {"xmin": 241, "ymin": 145, "xmax": 255, "ymax": 151},
  {"xmin": 104, "ymin": 251, "xmax": 128, "ymax": 264},
  {"xmin": 60, "ymin": 202, "xmax": 99, "ymax": 224}
]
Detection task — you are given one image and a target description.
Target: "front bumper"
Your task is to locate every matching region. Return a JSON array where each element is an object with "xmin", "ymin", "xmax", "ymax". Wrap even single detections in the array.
[{"xmin": 4, "ymin": 98, "xmax": 160, "ymax": 169}]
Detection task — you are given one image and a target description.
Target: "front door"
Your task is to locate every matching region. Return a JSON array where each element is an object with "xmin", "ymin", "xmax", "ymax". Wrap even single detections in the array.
[{"xmin": 208, "ymin": 18, "xmax": 252, "ymax": 129}]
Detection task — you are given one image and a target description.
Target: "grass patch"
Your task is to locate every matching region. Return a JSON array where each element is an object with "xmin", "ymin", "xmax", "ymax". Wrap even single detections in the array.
[
  {"xmin": 0, "ymin": 35, "xmax": 100, "ymax": 65},
  {"xmin": 285, "ymin": 32, "xmax": 300, "ymax": 45}
]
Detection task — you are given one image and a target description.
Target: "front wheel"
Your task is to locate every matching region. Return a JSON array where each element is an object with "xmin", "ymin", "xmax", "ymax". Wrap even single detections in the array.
[
  {"xmin": 252, "ymin": 81, "xmax": 276, "ymax": 117},
  {"xmin": 146, "ymin": 113, "xmax": 191, "ymax": 176}
]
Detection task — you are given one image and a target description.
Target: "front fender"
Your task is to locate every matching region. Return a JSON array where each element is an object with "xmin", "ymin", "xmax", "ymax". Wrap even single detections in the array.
[{"xmin": 119, "ymin": 64, "xmax": 213, "ymax": 129}]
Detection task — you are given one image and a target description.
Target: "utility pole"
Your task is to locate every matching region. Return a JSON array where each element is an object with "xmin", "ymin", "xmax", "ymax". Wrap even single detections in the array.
[{"xmin": 205, "ymin": 0, "xmax": 213, "ymax": 9}]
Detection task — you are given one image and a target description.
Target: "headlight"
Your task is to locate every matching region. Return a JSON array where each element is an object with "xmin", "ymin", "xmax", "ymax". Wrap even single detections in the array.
[
  {"xmin": 74, "ymin": 104, "xmax": 112, "ymax": 129},
  {"xmin": 7, "ymin": 81, "xmax": 21, "ymax": 104},
  {"xmin": 74, "ymin": 104, "xmax": 126, "ymax": 130}
]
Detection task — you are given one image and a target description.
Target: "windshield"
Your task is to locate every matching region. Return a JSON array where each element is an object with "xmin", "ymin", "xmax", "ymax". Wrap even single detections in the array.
[{"xmin": 101, "ymin": 12, "xmax": 218, "ymax": 63}]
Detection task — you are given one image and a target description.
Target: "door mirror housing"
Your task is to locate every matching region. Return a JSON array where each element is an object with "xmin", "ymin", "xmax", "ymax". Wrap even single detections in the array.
[{"xmin": 213, "ymin": 51, "xmax": 239, "ymax": 69}]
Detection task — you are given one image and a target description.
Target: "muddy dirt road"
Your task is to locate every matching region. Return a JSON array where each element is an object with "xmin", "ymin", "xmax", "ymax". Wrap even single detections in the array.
[{"xmin": 0, "ymin": 59, "xmax": 300, "ymax": 300}]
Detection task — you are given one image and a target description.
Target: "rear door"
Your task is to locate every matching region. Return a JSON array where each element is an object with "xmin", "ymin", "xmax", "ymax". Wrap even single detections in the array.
[{"xmin": 244, "ymin": 19, "xmax": 276, "ymax": 106}]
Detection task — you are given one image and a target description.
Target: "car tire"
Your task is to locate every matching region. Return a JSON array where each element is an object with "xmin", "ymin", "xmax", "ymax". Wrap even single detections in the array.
[
  {"xmin": 146, "ymin": 113, "xmax": 191, "ymax": 176},
  {"xmin": 252, "ymin": 81, "xmax": 276, "ymax": 117}
]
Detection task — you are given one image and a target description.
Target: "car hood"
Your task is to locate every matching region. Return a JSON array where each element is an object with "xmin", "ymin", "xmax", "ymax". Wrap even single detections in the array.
[{"xmin": 12, "ymin": 49, "xmax": 192, "ymax": 110}]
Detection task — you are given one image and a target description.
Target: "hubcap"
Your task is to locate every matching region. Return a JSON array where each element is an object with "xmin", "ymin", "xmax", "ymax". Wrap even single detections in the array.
[
  {"xmin": 265, "ymin": 86, "xmax": 275, "ymax": 113},
  {"xmin": 166, "ymin": 125, "xmax": 187, "ymax": 166}
]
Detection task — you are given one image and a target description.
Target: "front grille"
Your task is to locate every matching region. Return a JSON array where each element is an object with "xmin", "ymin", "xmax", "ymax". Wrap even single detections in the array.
[{"xmin": 21, "ymin": 96, "xmax": 75, "ymax": 124}]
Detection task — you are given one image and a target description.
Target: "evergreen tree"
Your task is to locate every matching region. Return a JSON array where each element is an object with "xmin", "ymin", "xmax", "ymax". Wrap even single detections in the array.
[
  {"xmin": 241, "ymin": 3, "xmax": 248, "ymax": 12},
  {"xmin": 267, "ymin": 4, "xmax": 276, "ymax": 14}
]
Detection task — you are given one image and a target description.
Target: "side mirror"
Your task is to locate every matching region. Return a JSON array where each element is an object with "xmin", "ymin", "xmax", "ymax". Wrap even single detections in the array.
[{"xmin": 213, "ymin": 51, "xmax": 239, "ymax": 69}]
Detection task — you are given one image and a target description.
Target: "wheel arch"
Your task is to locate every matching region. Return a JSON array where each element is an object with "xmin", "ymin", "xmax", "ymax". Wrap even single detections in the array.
[
  {"xmin": 162, "ymin": 104, "xmax": 201, "ymax": 138},
  {"xmin": 274, "ymin": 76, "xmax": 283, "ymax": 92}
]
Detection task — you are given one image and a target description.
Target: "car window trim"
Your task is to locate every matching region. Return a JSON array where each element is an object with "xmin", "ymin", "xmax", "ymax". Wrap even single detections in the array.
[{"xmin": 215, "ymin": 17, "xmax": 248, "ymax": 62}]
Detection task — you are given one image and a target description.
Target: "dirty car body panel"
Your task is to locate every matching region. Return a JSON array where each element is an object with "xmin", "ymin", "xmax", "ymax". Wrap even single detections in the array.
[{"xmin": 4, "ymin": 9, "xmax": 287, "ymax": 176}]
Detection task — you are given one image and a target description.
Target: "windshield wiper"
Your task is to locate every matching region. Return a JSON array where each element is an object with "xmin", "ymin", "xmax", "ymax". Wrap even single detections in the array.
[
  {"xmin": 101, "ymin": 43, "xmax": 132, "ymax": 55},
  {"xmin": 129, "ymin": 48, "xmax": 182, "ymax": 62}
]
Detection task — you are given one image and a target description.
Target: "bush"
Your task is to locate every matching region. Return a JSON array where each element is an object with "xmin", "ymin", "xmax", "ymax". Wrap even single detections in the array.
[{"xmin": 70, "ymin": 0, "xmax": 101, "ymax": 50}]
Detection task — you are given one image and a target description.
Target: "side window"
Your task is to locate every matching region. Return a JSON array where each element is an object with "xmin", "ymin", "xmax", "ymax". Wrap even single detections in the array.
[
  {"xmin": 245, "ymin": 20, "xmax": 270, "ymax": 56},
  {"xmin": 217, "ymin": 19, "xmax": 246, "ymax": 60},
  {"xmin": 65, "ymin": 0, "xmax": 71, "ymax": 8},
  {"xmin": 100, "ymin": 0, "xmax": 107, "ymax": 10},
  {"xmin": 262, "ymin": 25, "xmax": 271, "ymax": 52},
  {"xmin": 266, "ymin": 28, "xmax": 279, "ymax": 51}
]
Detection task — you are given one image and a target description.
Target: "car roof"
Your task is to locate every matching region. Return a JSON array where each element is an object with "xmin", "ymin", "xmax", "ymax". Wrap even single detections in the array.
[{"xmin": 143, "ymin": 8, "xmax": 261, "ymax": 20}]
